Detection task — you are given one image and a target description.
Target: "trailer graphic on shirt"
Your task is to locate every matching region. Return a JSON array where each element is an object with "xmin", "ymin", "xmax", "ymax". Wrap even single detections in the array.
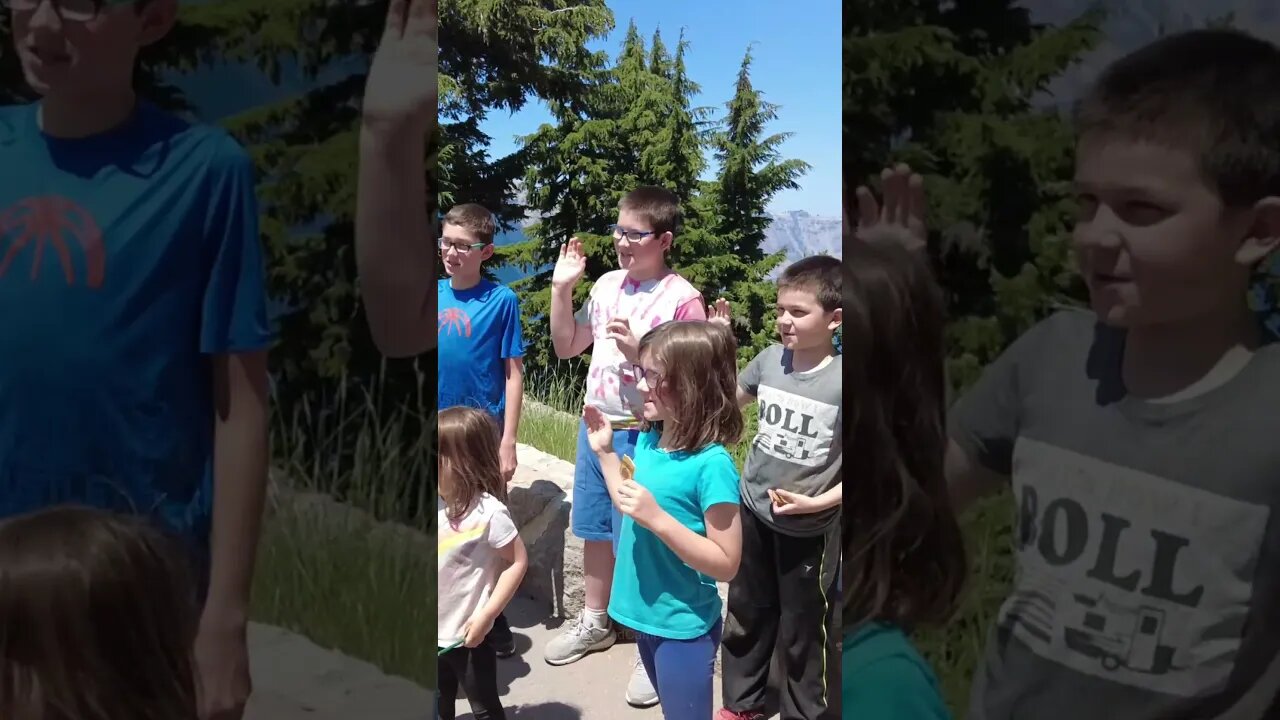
[{"xmin": 1063, "ymin": 593, "xmax": 1181, "ymax": 675}]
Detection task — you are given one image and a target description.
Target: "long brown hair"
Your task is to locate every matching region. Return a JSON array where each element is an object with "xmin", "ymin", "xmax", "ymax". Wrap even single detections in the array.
[
  {"xmin": 0, "ymin": 506, "xmax": 199, "ymax": 720},
  {"xmin": 637, "ymin": 321, "xmax": 743, "ymax": 452},
  {"xmin": 842, "ymin": 236, "xmax": 967, "ymax": 633},
  {"xmin": 437, "ymin": 406, "xmax": 508, "ymax": 524}
]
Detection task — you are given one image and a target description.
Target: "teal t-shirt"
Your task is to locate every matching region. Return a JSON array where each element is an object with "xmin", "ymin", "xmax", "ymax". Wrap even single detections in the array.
[
  {"xmin": 608, "ymin": 429, "xmax": 740, "ymax": 640},
  {"xmin": 843, "ymin": 623, "xmax": 951, "ymax": 720}
]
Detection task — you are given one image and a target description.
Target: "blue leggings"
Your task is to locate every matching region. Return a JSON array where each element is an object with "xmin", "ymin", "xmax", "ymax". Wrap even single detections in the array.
[{"xmin": 636, "ymin": 619, "xmax": 723, "ymax": 720}]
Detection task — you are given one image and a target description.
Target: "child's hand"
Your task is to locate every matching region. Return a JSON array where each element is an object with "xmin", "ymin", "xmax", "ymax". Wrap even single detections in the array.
[
  {"xmin": 770, "ymin": 488, "xmax": 824, "ymax": 516},
  {"xmin": 855, "ymin": 164, "xmax": 928, "ymax": 252},
  {"xmin": 606, "ymin": 317, "xmax": 640, "ymax": 362},
  {"xmin": 461, "ymin": 609, "xmax": 495, "ymax": 648},
  {"xmin": 582, "ymin": 405, "xmax": 614, "ymax": 454},
  {"xmin": 553, "ymin": 237, "xmax": 588, "ymax": 289},
  {"xmin": 361, "ymin": 0, "xmax": 437, "ymax": 134},
  {"xmin": 708, "ymin": 298, "xmax": 732, "ymax": 328},
  {"xmin": 617, "ymin": 477, "xmax": 662, "ymax": 528}
]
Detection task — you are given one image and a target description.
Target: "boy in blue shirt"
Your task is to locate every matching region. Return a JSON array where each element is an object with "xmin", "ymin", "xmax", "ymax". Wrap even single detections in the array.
[
  {"xmin": 438, "ymin": 202, "xmax": 526, "ymax": 657},
  {"xmin": 1, "ymin": 1, "xmax": 273, "ymax": 718}
]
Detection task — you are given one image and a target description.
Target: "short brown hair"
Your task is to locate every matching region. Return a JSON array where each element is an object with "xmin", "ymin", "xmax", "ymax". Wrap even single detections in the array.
[
  {"xmin": 778, "ymin": 254, "xmax": 842, "ymax": 312},
  {"xmin": 0, "ymin": 506, "xmax": 199, "ymax": 720},
  {"xmin": 637, "ymin": 321, "xmax": 743, "ymax": 452},
  {"xmin": 1075, "ymin": 28, "xmax": 1280, "ymax": 208},
  {"xmin": 443, "ymin": 203, "xmax": 497, "ymax": 245},
  {"xmin": 437, "ymin": 406, "xmax": 507, "ymax": 524},
  {"xmin": 619, "ymin": 186, "xmax": 682, "ymax": 237}
]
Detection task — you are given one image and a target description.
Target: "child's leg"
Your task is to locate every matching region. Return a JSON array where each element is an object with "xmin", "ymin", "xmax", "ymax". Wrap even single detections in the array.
[
  {"xmin": 547, "ymin": 420, "xmax": 619, "ymax": 663},
  {"xmin": 647, "ymin": 620, "xmax": 723, "ymax": 720},
  {"xmin": 460, "ymin": 641, "xmax": 506, "ymax": 720},
  {"xmin": 721, "ymin": 507, "xmax": 780, "ymax": 713},
  {"xmin": 572, "ymin": 418, "xmax": 616, "ymax": 611},
  {"xmin": 776, "ymin": 523, "xmax": 841, "ymax": 720},
  {"xmin": 437, "ymin": 648, "xmax": 465, "ymax": 720}
]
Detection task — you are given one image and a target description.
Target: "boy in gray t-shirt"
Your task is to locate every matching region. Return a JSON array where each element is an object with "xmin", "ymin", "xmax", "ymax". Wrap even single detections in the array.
[
  {"xmin": 714, "ymin": 256, "xmax": 843, "ymax": 720},
  {"xmin": 937, "ymin": 29, "xmax": 1280, "ymax": 720}
]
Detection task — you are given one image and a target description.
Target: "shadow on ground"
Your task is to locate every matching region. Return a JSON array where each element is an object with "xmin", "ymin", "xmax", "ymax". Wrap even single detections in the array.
[{"xmin": 458, "ymin": 702, "xmax": 583, "ymax": 719}]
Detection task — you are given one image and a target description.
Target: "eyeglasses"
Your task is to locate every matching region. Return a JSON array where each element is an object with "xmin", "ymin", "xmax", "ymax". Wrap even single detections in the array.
[
  {"xmin": 3, "ymin": 0, "xmax": 133, "ymax": 23},
  {"xmin": 633, "ymin": 366, "xmax": 665, "ymax": 386},
  {"xmin": 438, "ymin": 238, "xmax": 488, "ymax": 255},
  {"xmin": 608, "ymin": 225, "xmax": 657, "ymax": 244}
]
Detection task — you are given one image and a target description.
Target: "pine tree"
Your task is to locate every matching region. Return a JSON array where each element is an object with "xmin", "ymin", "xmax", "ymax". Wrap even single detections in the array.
[
  {"xmin": 699, "ymin": 47, "xmax": 811, "ymax": 361},
  {"xmin": 845, "ymin": 0, "xmax": 1103, "ymax": 393}
]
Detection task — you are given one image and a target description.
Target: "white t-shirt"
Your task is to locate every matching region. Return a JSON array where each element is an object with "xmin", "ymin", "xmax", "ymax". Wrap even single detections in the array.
[{"xmin": 437, "ymin": 493, "xmax": 519, "ymax": 648}]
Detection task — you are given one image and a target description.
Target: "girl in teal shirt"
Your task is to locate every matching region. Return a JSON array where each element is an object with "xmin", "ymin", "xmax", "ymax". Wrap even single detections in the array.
[
  {"xmin": 582, "ymin": 320, "xmax": 745, "ymax": 720},
  {"xmin": 843, "ymin": 173, "xmax": 969, "ymax": 719}
]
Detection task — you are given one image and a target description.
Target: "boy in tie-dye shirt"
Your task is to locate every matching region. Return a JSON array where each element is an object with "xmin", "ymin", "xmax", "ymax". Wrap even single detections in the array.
[{"xmin": 543, "ymin": 186, "xmax": 706, "ymax": 707}]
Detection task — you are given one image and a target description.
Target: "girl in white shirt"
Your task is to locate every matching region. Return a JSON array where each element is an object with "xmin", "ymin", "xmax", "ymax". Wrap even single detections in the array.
[{"xmin": 437, "ymin": 406, "xmax": 528, "ymax": 720}]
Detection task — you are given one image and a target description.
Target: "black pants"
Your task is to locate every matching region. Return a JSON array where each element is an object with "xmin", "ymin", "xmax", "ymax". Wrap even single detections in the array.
[
  {"xmin": 722, "ymin": 507, "xmax": 841, "ymax": 719},
  {"xmin": 489, "ymin": 612, "xmax": 511, "ymax": 644},
  {"xmin": 439, "ymin": 639, "xmax": 505, "ymax": 720}
]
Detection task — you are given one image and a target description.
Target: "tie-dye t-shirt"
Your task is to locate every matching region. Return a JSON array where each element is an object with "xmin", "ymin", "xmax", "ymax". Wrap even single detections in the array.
[
  {"xmin": 574, "ymin": 268, "xmax": 705, "ymax": 425},
  {"xmin": 437, "ymin": 493, "xmax": 518, "ymax": 648}
]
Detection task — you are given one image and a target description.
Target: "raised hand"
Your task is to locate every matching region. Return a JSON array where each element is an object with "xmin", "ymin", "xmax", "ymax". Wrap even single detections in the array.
[
  {"xmin": 362, "ymin": 0, "xmax": 437, "ymax": 133},
  {"xmin": 553, "ymin": 237, "xmax": 588, "ymax": 290},
  {"xmin": 582, "ymin": 404, "xmax": 614, "ymax": 455},
  {"xmin": 854, "ymin": 163, "xmax": 929, "ymax": 252},
  {"xmin": 708, "ymin": 298, "xmax": 732, "ymax": 328}
]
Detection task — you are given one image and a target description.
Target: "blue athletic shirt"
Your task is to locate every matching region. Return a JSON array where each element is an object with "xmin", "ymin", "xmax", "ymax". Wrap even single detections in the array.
[
  {"xmin": 0, "ymin": 101, "xmax": 274, "ymax": 552},
  {"xmin": 437, "ymin": 278, "xmax": 524, "ymax": 420},
  {"xmin": 609, "ymin": 428, "xmax": 740, "ymax": 640}
]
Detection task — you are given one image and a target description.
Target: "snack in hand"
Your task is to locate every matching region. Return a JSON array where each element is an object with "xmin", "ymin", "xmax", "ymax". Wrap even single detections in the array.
[
  {"xmin": 768, "ymin": 488, "xmax": 791, "ymax": 507},
  {"xmin": 621, "ymin": 456, "xmax": 637, "ymax": 482}
]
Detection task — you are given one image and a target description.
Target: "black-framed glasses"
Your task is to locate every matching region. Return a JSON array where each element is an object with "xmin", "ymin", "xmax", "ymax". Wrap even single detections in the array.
[
  {"xmin": 3, "ymin": 0, "xmax": 131, "ymax": 22},
  {"xmin": 608, "ymin": 224, "xmax": 656, "ymax": 244},
  {"xmin": 438, "ymin": 238, "xmax": 487, "ymax": 255}
]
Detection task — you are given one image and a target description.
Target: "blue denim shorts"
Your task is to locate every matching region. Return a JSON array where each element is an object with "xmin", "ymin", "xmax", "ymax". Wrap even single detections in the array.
[{"xmin": 570, "ymin": 419, "xmax": 640, "ymax": 554}]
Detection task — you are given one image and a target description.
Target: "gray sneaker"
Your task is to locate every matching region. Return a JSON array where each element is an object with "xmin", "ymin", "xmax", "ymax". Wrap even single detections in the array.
[
  {"xmin": 543, "ymin": 613, "xmax": 616, "ymax": 666},
  {"xmin": 625, "ymin": 652, "xmax": 659, "ymax": 708}
]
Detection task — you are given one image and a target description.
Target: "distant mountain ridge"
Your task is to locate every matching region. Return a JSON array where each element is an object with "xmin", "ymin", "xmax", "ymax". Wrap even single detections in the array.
[{"xmin": 763, "ymin": 210, "xmax": 842, "ymax": 268}]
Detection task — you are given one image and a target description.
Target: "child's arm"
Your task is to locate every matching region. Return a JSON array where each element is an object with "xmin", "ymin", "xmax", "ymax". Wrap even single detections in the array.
[
  {"xmin": 464, "ymin": 534, "xmax": 529, "ymax": 647},
  {"xmin": 500, "ymin": 357, "xmax": 524, "ymax": 479},
  {"xmin": 602, "ymin": 452, "xmax": 743, "ymax": 582},
  {"xmin": 647, "ymin": 503, "xmax": 741, "ymax": 583},
  {"xmin": 772, "ymin": 482, "xmax": 841, "ymax": 516},
  {"xmin": 355, "ymin": 0, "xmax": 437, "ymax": 358},
  {"xmin": 207, "ymin": 351, "xmax": 271, "ymax": 608},
  {"xmin": 737, "ymin": 387, "xmax": 756, "ymax": 408},
  {"xmin": 550, "ymin": 238, "xmax": 595, "ymax": 359},
  {"xmin": 482, "ymin": 535, "xmax": 529, "ymax": 622}
]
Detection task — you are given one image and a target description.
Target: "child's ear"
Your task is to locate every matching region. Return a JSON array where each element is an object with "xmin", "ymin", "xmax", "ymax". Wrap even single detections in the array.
[
  {"xmin": 828, "ymin": 307, "xmax": 843, "ymax": 332},
  {"xmin": 1237, "ymin": 197, "xmax": 1280, "ymax": 267},
  {"xmin": 138, "ymin": 0, "xmax": 179, "ymax": 47},
  {"xmin": 482, "ymin": 244, "xmax": 495, "ymax": 262},
  {"xmin": 660, "ymin": 231, "xmax": 673, "ymax": 253}
]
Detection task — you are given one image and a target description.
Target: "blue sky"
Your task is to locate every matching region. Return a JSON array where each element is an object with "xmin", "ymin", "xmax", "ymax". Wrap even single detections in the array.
[{"xmin": 479, "ymin": 0, "xmax": 841, "ymax": 216}]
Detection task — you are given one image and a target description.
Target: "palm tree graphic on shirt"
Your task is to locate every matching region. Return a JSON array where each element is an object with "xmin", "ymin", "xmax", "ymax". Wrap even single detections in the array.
[
  {"xmin": 0, "ymin": 196, "xmax": 105, "ymax": 289},
  {"xmin": 438, "ymin": 308, "xmax": 472, "ymax": 338}
]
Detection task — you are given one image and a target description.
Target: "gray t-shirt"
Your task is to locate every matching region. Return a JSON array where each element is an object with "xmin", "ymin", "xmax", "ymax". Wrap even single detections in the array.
[
  {"xmin": 951, "ymin": 309, "xmax": 1280, "ymax": 720},
  {"xmin": 740, "ymin": 344, "xmax": 842, "ymax": 536}
]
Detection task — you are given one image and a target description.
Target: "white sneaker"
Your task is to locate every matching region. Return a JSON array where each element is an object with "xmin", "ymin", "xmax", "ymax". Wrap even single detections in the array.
[
  {"xmin": 625, "ymin": 652, "xmax": 659, "ymax": 708},
  {"xmin": 543, "ymin": 612, "xmax": 616, "ymax": 666}
]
